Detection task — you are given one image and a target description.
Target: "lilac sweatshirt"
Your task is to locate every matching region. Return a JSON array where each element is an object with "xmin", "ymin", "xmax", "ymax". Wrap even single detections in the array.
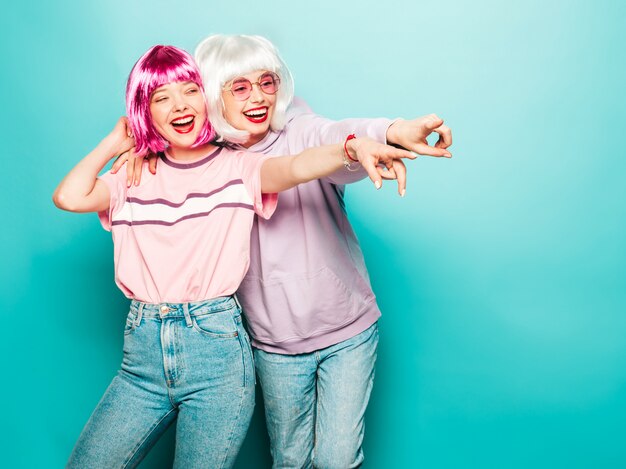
[{"xmin": 235, "ymin": 98, "xmax": 394, "ymax": 354}]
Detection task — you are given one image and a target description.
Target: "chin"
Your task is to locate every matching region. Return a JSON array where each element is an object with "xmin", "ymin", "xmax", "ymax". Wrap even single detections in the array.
[{"xmin": 254, "ymin": 123, "xmax": 271, "ymax": 135}]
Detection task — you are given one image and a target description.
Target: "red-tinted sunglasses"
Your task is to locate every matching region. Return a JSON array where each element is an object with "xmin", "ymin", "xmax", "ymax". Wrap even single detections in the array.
[{"xmin": 223, "ymin": 72, "xmax": 281, "ymax": 101}]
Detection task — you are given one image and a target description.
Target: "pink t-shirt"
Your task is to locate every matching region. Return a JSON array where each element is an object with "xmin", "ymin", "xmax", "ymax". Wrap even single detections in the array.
[{"xmin": 98, "ymin": 146, "xmax": 277, "ymax": 304}]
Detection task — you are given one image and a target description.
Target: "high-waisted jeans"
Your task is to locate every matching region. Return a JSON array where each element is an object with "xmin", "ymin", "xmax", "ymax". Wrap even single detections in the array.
[{"xmin": 67, "ymin": 296, "xmax": 255, "ymax": 469}]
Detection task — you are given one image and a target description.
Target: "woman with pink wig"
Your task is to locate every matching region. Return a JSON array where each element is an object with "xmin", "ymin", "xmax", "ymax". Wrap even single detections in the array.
[{"xmin": 53, "ymin": 44, "xmax": 415, "ymax": 468}]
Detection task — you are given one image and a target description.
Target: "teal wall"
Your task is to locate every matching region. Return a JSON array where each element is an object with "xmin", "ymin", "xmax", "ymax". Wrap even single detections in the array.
[{"xmin": 2, "ymin": 0, "xmax": 626, "ymax": 467}]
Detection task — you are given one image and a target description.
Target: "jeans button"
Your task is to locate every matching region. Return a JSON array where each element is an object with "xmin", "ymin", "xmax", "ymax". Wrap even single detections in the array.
[{"xmin": 160, "ymin": 305, "xmax": 169, "ymax": 317}]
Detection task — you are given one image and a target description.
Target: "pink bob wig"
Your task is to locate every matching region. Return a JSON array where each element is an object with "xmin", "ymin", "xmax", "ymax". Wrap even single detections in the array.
[{"xmin": 126, "ymin": 45, "xmax": 215, "ymax": 156}]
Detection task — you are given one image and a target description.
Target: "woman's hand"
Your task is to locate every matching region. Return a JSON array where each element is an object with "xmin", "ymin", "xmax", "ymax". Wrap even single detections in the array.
[
  {"xmin": 386, "ymin": 114, "xmax": 452, "ymax": 158},
  {"xmin": 109, "ymin": 118, "xmax": 158, "ymax": 187},
  {"xmin": 111, "ymin": 150, "xmax": 158, "ymax": 187},
  {"xmin": 346, "ymin": 138, "xmax": 417, "ymax": 196}
]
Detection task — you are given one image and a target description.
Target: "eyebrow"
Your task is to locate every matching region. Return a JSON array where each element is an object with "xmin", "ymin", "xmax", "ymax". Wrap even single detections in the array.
[{"xmin": 152, "ymin": 81, "xmax": 197, "ymax": 94}]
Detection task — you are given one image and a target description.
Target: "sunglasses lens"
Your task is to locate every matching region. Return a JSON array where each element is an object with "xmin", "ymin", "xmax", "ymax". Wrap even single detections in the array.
[
  {"xmin": 259, "ymin": 73, "xmax": 279, "ymax": 94},
  {"xmin": 231, "ymin": 79, "xmax": 253, "ymax": 100},
  {"xmin": 227, "ymin": 72, "xmax": 281, "ymax": 100}
]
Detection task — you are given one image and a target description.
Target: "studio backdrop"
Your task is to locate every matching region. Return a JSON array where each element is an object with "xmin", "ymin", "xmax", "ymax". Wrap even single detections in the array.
[{"xmin": 2, "ymin": 0, "xmax": 625, "ymax": 467}]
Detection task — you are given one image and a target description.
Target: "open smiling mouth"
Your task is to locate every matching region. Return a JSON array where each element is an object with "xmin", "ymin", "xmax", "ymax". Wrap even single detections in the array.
[
  {"xmin": 171, "ymin": 115, "xmax": 196, "ymax": 134},
  {"xmin": 243, "ymin": 107, "xmax": 268, "ymax": 123}
]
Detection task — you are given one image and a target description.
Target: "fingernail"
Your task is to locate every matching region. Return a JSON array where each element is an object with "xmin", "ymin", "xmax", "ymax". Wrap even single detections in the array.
[
  {"xmin": 127, "ymin": 181, "xmax": 131, "ymax": 188},
  {"xmin": 444, "ymin": 152, "xmax": 452, "ymax": 158},
  {"xmin": 401, "ymin": 189, "xmax": 406, "ymax": 197},
  {"xmin": 375, "ymin": 181, "xmax": 381, "ymax": 190}
]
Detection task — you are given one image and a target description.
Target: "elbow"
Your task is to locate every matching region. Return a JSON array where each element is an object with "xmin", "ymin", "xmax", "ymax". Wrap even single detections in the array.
[
  {"xmin": 52, "ymin": 189, "xmax": 77, "ymax": 212},
  {"xmin": 52, "ymin": 190, "xmax": 68, "ymax": 210}
]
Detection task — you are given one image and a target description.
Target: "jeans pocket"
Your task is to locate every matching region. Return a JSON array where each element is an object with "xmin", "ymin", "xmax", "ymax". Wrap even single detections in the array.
[{"xmin": 192, "ymin": 309, "xmax": 239, "ymax": 338}]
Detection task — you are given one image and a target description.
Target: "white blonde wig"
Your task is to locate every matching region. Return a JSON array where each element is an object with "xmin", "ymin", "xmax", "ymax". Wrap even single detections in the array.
[{"xmin": 194, "ymin": 34, "xmax": 295, "ymax": 144}]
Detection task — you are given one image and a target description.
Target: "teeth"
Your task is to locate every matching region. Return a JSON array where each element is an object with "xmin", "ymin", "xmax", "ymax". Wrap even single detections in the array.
[
  {"xmin": 172, "ymin": 116, "xmax": 194, "ymax": 125},
  {"xmin": 244, "ymin": 109, "xmax": 267, "ymax": 117}
]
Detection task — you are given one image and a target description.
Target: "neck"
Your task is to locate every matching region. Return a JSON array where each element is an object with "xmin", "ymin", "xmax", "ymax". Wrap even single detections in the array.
[
  {"xmin": 168, "ymin": 143, "xmax": 216, "ymax": 161},
  {"xmin": 242, "ymin": 131, "xmax": 270, "ymax": 148}
]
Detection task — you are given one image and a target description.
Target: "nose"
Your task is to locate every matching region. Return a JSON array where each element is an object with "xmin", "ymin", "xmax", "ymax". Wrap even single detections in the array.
[
  {"xmin": 172, "ymin": 92, "xmax": 188, "ymax": 111},
  {"xmin": 249, "ymin": 83, "xmax": 264, "ymax": 103}
]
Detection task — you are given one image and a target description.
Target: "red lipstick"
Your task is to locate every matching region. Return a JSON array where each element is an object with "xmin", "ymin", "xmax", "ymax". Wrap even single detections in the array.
[
  {"xmin": 243, "ymin": 107, "xmax": 269, "ymax": 124},
  {"xmin": 171, "ymin": 115, "xmax": 196, "ymax": 134}
]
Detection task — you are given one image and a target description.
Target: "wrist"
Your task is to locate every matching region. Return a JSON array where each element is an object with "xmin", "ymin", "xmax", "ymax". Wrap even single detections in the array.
[
  {"xmin": 385, "ymin": 119, "xmax": 404, "ymax": 146},
  {"xmin": 342, "ymin": 135, "xmax": 360, "ymax": 172},
  {"xmin": 345, "ymin": 136, "xmax": 359, "ymax": 162},
  {"xmin": 99, "ymin": 134, "xmax": 127, "ymax": 161}
]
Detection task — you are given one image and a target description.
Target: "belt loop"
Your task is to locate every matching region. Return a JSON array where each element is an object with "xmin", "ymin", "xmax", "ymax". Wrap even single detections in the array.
[
  {"xmin": 135, "ymin": 303, "xmax": 144, "ymax": 326},
  {"xmin": 183, "ymin": 303, "xmax": 192, "ymax": 327},
  {"xmin": 233, "ymin": 294, "xmax": 242, "ymax": 311}
]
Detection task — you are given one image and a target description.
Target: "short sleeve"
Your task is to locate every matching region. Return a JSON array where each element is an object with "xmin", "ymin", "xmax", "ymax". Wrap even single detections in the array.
[
  {"xmin": 231, "ymin": 151, "xmax": 278, "ymax": 220},
  {"xmin": 96, "ymin": 166, "xmax": 128, "ymax": 231}
]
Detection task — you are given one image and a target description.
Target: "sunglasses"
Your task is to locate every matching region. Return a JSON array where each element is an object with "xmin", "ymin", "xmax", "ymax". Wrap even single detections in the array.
[{"xmin": 223, "ymin": 72, "xmax": 281, "ymax": 101}]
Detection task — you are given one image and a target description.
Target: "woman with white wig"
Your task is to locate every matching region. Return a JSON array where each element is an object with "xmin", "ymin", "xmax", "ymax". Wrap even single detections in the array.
[{"xmin": 120, "ymin": 34, "xmax": 452, "ymax": 468}]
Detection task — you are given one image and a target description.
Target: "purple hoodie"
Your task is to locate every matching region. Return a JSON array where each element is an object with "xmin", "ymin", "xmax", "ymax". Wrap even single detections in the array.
[{"xmin": 235, "ymin": 98, "xmax": 394, "ymax": 354}]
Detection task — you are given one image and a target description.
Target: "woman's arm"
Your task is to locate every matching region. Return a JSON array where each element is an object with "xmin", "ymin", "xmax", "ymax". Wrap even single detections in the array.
[
  {"xmin": 284, "ymin": 101, "xmax": 452, "ymax": 186},
  {"xmin": 53, "ymin": 117, "xmax": 134, "ymax": 213},
  {"xmin": 260, "ymin": 137, "xmax": 415, "ymax": 195},
  {"xmin": 288, "ymin": 100, "xmax": 452, "ymax": 157}
]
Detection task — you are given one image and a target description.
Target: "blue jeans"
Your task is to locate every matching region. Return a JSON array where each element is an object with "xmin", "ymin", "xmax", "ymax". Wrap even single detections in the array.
[
  {"xmin": 67, "ymin": 297, "xmax": 255, "ymax": 469},
  {"xmin": 254, "ymin": 322, "xmax": 379, "ymax": 469}
]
